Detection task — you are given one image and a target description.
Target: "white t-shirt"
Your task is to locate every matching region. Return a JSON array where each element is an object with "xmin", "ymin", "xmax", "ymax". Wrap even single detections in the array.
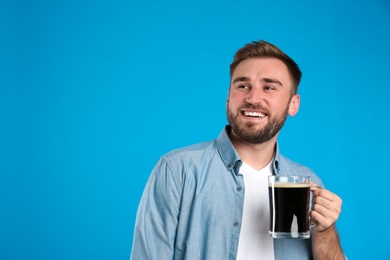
[{"xmin": 236, "ymin": 160, "xmax": 275, "ymax": 260}]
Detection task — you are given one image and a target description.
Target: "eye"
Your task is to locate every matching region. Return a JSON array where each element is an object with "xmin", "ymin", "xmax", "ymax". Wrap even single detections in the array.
[
  {"xmin": 237, "ymin": 84, "xmax": 251, "ymax": 91},
  {"xmin": 264, "ymin": 85, "xmax": 276, "ymax": 91}
]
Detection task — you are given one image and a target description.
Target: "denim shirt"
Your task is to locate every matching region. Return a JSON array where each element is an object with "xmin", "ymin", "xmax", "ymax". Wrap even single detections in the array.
[{"xmin": 131, "ymin": 126, "xmax": 323, "ymax": 260}]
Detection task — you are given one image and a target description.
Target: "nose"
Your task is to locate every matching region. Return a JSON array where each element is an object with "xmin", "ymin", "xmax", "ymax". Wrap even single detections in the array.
[{"xmin": 245, "ymin": 88, "xmax": 264, "ymax": 104}]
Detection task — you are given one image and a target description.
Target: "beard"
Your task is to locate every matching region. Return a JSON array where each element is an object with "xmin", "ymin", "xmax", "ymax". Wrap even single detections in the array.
[{"xmin": 227, "ymin": 102, "xmax": 289, "ymax": 145}]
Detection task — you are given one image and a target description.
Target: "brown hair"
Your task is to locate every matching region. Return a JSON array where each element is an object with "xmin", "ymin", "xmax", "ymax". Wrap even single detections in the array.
[{"xmin": 230, "ymin": 40, "xmax": 302, "ymax": 95}]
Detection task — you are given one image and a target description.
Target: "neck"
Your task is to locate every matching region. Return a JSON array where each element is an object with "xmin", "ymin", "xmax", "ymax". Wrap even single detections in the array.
[{"xmin": 229, "ymin": 130, "xmax": 277, "ymax": 171}]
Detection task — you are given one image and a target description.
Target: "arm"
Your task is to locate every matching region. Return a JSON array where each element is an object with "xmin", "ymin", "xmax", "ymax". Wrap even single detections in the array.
[
  {"xmin": 130, "ymin": 157, "xmax": 182, "ymax": 260},
  {"xmin": 310, "ymin": 184, "xmax": 345, "ymax": 260}
]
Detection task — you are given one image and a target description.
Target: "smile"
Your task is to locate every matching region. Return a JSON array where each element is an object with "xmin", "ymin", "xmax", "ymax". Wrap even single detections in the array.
[{"xmin": 242, "ymin": 111, "xmax": 266, "ymax": 118}]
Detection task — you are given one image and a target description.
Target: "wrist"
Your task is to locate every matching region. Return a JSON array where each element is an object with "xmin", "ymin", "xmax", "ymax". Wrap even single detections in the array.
[
  {"xmin": 312, "ymin": 224, "xmax": 336, "ymax": 238},
  {"xmin": 312, "ymin": 225, "xmax": 344, "ymax": 260}
]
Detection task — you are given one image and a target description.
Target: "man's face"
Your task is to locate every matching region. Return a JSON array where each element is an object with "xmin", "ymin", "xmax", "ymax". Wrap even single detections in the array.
[{"xmin": 227, "ymin": 57, "xmax": 300, "ymax": 144}]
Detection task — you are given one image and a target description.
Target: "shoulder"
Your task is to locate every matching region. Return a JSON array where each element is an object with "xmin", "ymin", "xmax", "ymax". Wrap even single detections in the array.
[
  {"xmin": 149, "ymin": 139, "xmax": 222, "ymax": 188},
  {"xmin": 162, "ymin": 140, "xmax": 217, "ymax": 162},
  {"xmin": 151, "ymin": 140, "xmax": 219, "ymax": 175},
  {"xmin": 146, "ymin": 141, "xmax": 215, "ymax": 189}
]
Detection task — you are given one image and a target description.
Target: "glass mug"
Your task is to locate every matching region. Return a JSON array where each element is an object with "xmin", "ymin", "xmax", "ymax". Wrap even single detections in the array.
[{"xmin": 268, "ymin": 175, "xmax": 315, "ymax": 239}]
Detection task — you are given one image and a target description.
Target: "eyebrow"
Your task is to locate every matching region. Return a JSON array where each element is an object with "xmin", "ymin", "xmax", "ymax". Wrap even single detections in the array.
[
  {"xmin": 232, "ymin": 76, "xmax": 250, "ymax": 84},
  {"xmin": 262, "ymin": 78, "xmax": 283, "ymax": 86},
  {"xmin": 232, "ymin": 76, "xmax": 283, "ymax": 86}
]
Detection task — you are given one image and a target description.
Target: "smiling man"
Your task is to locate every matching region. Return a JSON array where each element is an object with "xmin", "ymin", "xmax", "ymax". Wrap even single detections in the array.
[
  {"xmin": 227, "ymin": 57, "xmax": 299, "ymax": 162},
  {"xmin": 130, "ymin": 40, "xmax": 345, "ymax": 260}
]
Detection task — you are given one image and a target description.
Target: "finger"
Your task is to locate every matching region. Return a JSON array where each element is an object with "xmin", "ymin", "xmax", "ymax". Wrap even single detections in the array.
[
  {"xmin": 314, "ymin": 196, "xmax": 341, "ymax": 214},
  {"xmin": 314, "ymin": 196, "xmax": 333, "ymax": 210},
  {"xmin": 310, "ymin": 183, "xmax": 324, "ymax": 198},
  {"xmin": 311, "ymin": 185, "xmax": 324, "ymax": 197},
  {"xmin": 311, "ymin": 203, "xmax": 340, "ymax": 229},
  {"xmin": 310, "ymin": 209, "xmax": 335, "ymax": 231},
  {"xmin": 317, "ymin": 189, "xmax": 342, "ymax": 204},
  {"xmin": 310, "ymin": 182, "xmax": 320, "ymax": 188},
  {"xmin": 310, "ymin": 182, "xmax": 321, "ymax": 191},
  {"xmin": 312, "ymin": 203, "xmax": 340, "ymax": 221},
  {"xmin": 311, "ymin": 185, "xmax": 342, "ymax": 205}
]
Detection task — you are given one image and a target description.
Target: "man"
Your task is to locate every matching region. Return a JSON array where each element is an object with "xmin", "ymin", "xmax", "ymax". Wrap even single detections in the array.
[{"xmin": 131, "ymin": 40, "xmax": 344, "ymax": 259}]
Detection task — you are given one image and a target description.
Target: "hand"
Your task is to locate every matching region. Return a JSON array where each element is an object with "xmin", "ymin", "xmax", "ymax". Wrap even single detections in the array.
[{"xmin": 310, "ymin": 183, "xmax": 342, "ymax": 233}]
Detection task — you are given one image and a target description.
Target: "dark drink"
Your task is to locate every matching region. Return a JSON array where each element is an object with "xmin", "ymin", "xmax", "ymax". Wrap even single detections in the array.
[{"xmin": 268, "ymin": 180, "xmax": 311, "ymax": 239}]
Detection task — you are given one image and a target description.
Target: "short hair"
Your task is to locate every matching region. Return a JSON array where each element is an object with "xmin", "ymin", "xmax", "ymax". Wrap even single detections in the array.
[{"xmin": 230, "ymin": 40, "xmax": 302, "ymax": 95}]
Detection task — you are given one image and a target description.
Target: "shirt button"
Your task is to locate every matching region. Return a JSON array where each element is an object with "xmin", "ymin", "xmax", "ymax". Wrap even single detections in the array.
[
  {"xmin": 233, "ymin": 221, "xmax": 240, "ymax": 227},
  {"xmin": 237, "ymin": 186, "xmax": 242, "ymax": 191}
]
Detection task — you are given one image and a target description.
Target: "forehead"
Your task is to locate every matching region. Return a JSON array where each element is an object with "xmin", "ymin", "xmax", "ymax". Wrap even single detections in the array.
[{"xmin": 232, "ymin": 57, "xmax": 292, "ymax": 84}]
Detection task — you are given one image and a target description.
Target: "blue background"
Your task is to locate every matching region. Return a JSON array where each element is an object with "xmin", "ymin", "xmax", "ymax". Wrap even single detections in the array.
[{"xmin": 1, "ymin": 0, "xmax": 389, "ymax": 259}]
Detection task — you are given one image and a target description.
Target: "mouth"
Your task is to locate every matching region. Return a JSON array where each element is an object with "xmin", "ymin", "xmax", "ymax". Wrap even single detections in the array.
[{"xmin": 241, "ymin": 110, "xmax": 267, "ymax": 118}]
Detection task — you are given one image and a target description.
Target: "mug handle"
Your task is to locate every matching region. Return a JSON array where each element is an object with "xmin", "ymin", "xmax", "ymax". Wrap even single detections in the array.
[{"xmin": 309, "ymin": 185, "xmax": 322, "ymax": 228}]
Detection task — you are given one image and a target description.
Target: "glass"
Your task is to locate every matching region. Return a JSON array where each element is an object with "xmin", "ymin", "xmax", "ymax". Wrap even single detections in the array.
[{"xmin": 268, "ymin": 175, "xmax": 313, "ymax": 239}]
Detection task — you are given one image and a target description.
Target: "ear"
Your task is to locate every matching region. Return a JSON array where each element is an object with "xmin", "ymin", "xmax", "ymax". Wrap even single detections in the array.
[{"xmin": 288, "ymin": 94, "xmax": 300, "ymax": 117}]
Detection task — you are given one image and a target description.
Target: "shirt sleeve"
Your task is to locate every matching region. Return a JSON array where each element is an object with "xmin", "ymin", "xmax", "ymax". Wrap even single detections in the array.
[{"xmin": 130, "ymin": 157, "xmax": 183, "ymax": 260}]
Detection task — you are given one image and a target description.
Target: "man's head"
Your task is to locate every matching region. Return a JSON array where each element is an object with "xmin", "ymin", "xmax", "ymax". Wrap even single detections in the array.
[
  {"xmin": 230, "ymin": 40, "xmax": 302, "ymax": 95},
  {"xmin": 227, "ymin": 40, "xmax": 301, "ymax": 145}
]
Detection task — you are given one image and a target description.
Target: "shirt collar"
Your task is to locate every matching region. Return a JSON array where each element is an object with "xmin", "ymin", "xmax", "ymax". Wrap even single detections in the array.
[{"xmin": 216, "ymin": 125, "xmax": 281, "ymax": 175}]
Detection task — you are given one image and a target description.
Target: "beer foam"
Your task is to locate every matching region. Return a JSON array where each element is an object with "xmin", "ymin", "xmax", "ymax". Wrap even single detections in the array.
[{"xmin": 269, "ymin": 182, "xmax": 310, "ymax": 188}]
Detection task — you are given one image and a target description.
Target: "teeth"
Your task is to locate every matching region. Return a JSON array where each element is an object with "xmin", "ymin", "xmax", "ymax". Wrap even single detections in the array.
[{"xmin": 244, "ymin": 111, "xmax": 265, "ymax": 117}]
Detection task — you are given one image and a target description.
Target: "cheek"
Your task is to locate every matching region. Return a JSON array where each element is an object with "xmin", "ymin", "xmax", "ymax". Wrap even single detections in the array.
[
  {"xmin": 268, "ymin": 98, "xmax": 290, "ymax": 114},
  {"xmin": 227, "ymin": 98, "xmax": 242, "ymax": 112},
  {"xmin": 228, "ymin": 91, "xmax": 245, "ymax": 105}
]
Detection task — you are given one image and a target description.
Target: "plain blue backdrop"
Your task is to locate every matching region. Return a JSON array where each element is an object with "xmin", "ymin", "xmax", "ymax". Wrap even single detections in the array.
[{"xmin": 1, "ymin": 0, "xmax": 390, "ymax": 259}]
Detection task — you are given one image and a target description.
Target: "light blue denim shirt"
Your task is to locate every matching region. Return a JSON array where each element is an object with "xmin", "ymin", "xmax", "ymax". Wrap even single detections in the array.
[{"xmin": 131, "ymin": 126, "xmax": 323, "ymax": 260}]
